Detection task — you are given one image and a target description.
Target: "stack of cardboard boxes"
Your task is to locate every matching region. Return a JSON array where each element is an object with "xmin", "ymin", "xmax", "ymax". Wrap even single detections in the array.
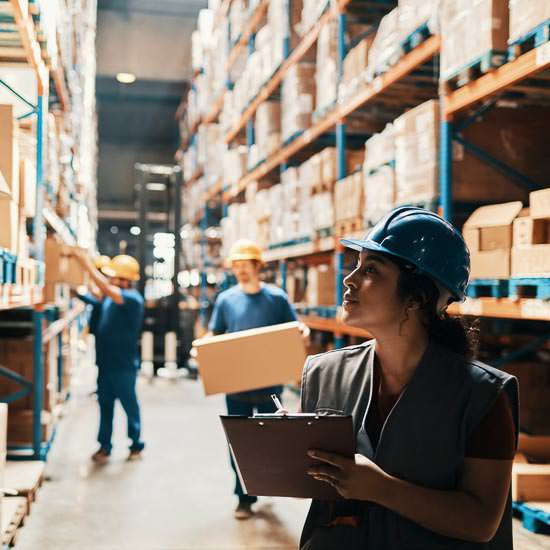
[
  {"xmin": 306, "ymin": 264, "xmax": 336, "ymax": 307},
  {"xmin": 334, "ymin": 172, "xmax": 364, "ymax": 231},
  {"xmin": 363, "ymin": 124, "xmax": 396, "ymax": 228},
  {"xmin": 252, "ymin": 101, "xmax": 282, "ymax": 165},
  {"xmin": 339, "ymin": 33, "xmax": 375, "ymax": 101},
  {"xmin": 463, "ymin": 190, "xmax": 550, "ymax": 281},
  {"xmin": 512, "ymin": 190, "xmax": 550, "ymax": 278},
  {"xmin": 440, "ymin": 0, "xmax": 509, "ymax": 81},
  {"xmin": 282, "ymin": 63, "xmax": 316, "ymax": 143},
  {"xmin": 315, "ymin": 19, "xmax": 339, "ymax": 114}
]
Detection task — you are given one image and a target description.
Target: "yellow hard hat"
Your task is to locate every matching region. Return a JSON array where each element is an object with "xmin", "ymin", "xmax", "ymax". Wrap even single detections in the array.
[
  {"xmin": 101, "ymin": 255, "xmax": 140, "ymax": 281},
  {"xmin": 94, "ymin": 255, "xmax": 110, "ymax": 270},
  {"xmin": 228, "ymin": 239, "xmax": 263, "ymax": 264}
]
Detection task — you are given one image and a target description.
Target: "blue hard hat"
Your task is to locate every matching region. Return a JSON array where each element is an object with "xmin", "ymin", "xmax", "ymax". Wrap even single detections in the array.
[{"xmin": 341, "ymin": 206, "xmax": 470, "ymax": 302}]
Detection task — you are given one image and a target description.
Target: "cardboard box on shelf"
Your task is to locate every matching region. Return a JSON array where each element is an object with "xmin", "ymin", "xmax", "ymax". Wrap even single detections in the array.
[
  {"xmin": 321, "ymin": 148, "xmax": 337, "ymax": 185},
  {"xmin": 508, "ymin": 0, "xmax": 550, "ymax": 45},
  {"xmin": 306, "ymin": 265, "xmax": 336, "ymax": 307},
  {"xmin": 511, "ymin": 245, "xmax": 550, "ymax": 278},
  {"xmin": 0, "ymin": 105, "xmax": 20, "ymax": 205},
  {"xmin": 334, "ymin": 172, "xmax": 364, "ymax": 223},
  {"xmin": 19, "ymin": 158, "xmax": 36, "ymax": 218},
  {"xmin": 193, "ymin": 322, "xmax": 307, "ymax": 396},
  {"xmin": 394, "ymin": 101, "xmax": 547, "ymax": 206},
  {"xmin": 529, "ymin": 188, "xmax": 550, "ymax": 220},
  {"xmin": 463, "ymin": 201, "xmax": 523, "ymax": 279},
  {"xmin": 0, "ymin": 196, "xmax": 19, "ymax": 253},
  {"xmin": 363, "ymin": 165, "xmax": 396, "ymax": 227},
  {"xmin": 513, "ymin": 210, "xmax": 550, "ymax": 247},
  {"xmin": 45, "ymin": 237, "xmax": 88, "ymax": 286},
  {"xmin": 440, "ymin": 0, "xmax": 509, "ymax": 80},
  {"xmin": 7, "ymin": 409, "xmax": 53, "ymax": 447}
]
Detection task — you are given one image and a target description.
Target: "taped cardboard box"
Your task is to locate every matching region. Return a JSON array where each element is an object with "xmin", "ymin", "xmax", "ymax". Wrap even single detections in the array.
[
  {"xmin": 462, "ymin": 201, "xmax": 523, "ymax": 279},
  {"xmin": 0, "ymin": 170, "xmax": 10, "ymax": 196},
  {"xmin": 512, "ymin": 209, "xmax": 550, "ymax": 247},
  {"xmin": 193, "ymin": 322, "xmax": 307, "ymax": 396},
  {"xmin": 0, "ymin": 196, "xmax": 19, "ymax": 253},
  {"xmin": 45, "ymin": 237, "xmax": 88, "ymax": 286},
  {"xmin": 529, "ymin": 188, "xmax": 550, "ymax": 220},
  {"xmin": 306, "ymin": 265, "xmax": 336, "ymax": 307},
  {"xmin": 0, "ymin": 105, "xmax": 20, "ymax": 205},
  {"xmin": 19, "ymin": 158, "xmax": 36, "ymax": 218},
  {"xmin": 508, "ymin": 0, "xmax": 550, "ymax": 45}
]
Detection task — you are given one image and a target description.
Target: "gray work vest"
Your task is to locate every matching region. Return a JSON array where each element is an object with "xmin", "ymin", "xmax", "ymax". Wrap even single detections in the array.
[{"xmin": 300, "ymin": 340, "xmax": 519, "ymax": 550}]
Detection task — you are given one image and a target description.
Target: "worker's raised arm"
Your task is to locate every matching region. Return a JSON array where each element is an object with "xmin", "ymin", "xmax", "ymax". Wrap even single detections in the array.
[{"xmin": 70, "ymin": 249, "xmax": 124, "ymax": 305}]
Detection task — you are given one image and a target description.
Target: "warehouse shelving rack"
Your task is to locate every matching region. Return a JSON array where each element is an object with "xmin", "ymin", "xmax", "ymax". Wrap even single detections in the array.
[
  {"xmin": 185, "ymin": 3, "xmax": 550, "ymax": 342},
  {"xmin": 0, "ymin": 0, "xmax": 85, "ymax": 460}
]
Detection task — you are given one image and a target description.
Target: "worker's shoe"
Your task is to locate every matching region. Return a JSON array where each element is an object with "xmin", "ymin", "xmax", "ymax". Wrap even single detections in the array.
[
  {"xmin": 91, "ymin": 448, "xmax": 110, "ymax": 464},
  {"xmin": 127, "ymin": 449, "xmax": 143, "ymax": 462},
  {"xmin": 234, "ymin": 501, "xmax": 254, "ymax": 520}
]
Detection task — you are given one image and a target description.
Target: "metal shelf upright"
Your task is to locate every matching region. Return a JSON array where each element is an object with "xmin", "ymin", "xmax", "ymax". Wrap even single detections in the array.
[{"xmin": 0, "ymin": 0, "xmax": 51, "ymax": 460}]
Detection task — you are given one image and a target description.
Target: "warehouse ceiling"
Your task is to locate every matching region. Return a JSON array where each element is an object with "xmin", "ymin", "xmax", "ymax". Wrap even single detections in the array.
[{"xmin": 95, "ymin": 0, "xmax": 206, "ymax": 221}]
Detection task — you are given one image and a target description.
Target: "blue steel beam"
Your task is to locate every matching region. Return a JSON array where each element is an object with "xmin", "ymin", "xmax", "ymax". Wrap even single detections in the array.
[{"xmin": 439, "ymin": 120, "xmax": 453, "ymax": 221}]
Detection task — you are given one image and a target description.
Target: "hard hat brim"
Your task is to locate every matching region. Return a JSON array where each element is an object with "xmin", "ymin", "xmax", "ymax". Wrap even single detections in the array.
[
  {"xmin": 340, "ymin": 238, "xmax": 463, "ymax": 302},
  {"xmin": 229, "ymin": 254, "xmax": 263, "ymax": 263},
  {"xmin": 101, "ymin": 266, "xmax": 140, "ymax": 281}
]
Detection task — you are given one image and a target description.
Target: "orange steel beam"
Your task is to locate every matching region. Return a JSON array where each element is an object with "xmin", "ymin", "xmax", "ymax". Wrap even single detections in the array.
[
  {"xmin": 204, "ymin": 91, "xmax": 224, "ymax": 123},
  {"xmin": 225, "ymin": 8, "xmax": 334, "ymax": 144},
  {"xmin": 226, "ymin": 0, "xmax": 270, "ymax": 72},
  {"xmin": 299, "ymin": 314, "xmax": 371, "ymax": 338},
  {"xmin": 9, "ymin": 0, "xmax": 48, "ymax": 94},
  {"xmin": 185, "ymin": 168, "xmax": 204, "ymax": 187},
  {"xmin": 443, "ymin": 45, "xmax": 550, "ymax": 117},
  {"xmin": 448, "ymin": 297, "xmax": 550, "ymax": 321}
]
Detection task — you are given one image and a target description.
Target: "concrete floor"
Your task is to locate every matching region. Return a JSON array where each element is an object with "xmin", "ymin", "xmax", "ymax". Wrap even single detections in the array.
[{"xmin": 15, "ymin": 365, "xmax": 550, "ymax": 550}]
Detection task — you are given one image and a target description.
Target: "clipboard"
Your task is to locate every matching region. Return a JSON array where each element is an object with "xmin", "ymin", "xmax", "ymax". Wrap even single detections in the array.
[{"xmin": 220, "ymin": 414, "xmax": 355, "ymax": 500}]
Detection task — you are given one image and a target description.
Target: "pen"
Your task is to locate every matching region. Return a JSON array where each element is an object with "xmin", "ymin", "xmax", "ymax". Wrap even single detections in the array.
[{"xmin": 270, "ymin": 393, "xmax": 284, "ymax": 410}]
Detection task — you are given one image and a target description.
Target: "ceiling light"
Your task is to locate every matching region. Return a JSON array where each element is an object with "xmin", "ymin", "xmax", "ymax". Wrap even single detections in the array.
[
  {"xmin": 146, "ymin": 182, "xmax": 167, "ymax": 191},
  {"xmin": 116, "ymin": 72, "xmax": 137, "ymax": 84},
  {"xmin": 130, "ymin": 226, "xmax": 141, "ymax": 236}
]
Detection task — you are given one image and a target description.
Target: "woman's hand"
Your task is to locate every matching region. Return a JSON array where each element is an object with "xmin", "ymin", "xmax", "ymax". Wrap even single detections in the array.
[{"xmin": 307, "ymin": 450, "xmax": 387, "ymax": 501}]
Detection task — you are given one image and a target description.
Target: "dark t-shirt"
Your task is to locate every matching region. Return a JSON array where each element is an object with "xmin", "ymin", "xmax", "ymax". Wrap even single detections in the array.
[
  {"xmin": 366, "ymin": 361, "xmax": 516, "ymax": 459},
  {"xmin": 208, "ymin": 284, "xmax": 298, "ymax": 399}
]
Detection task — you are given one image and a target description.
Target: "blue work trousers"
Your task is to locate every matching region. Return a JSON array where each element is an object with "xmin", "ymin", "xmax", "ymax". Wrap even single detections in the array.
[
  {"xmin": 225, "ymin": 394, "xmax": 279, "ymax": 504},
  {"xmin": 97, "ymin": 368, "xmax": 145, "ymax": 454}
]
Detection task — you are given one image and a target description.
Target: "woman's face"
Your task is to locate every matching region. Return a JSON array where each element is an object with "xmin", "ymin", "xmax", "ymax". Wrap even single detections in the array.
[{"xmin": 342, "ymin": 250, "xmax": 407, "ymax": 332}]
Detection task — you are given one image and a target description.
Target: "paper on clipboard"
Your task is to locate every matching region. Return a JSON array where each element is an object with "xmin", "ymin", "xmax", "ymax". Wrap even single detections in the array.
[{"xmin": 220, "ymin": 414, "xmax": 355, "ymax": 500}]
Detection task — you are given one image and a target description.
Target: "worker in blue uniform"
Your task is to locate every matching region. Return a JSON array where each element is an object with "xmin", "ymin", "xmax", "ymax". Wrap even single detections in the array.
[
  {"xmin": 203, "ymin": 239, "xmax": 310, "ymax": 519},
  {"xmin": 71, "ymin": 252, "xmax": 145, "ymax": 464}
]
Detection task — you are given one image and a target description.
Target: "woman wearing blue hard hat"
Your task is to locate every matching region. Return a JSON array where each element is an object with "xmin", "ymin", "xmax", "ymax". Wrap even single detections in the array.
[{"xmin": 299, "ymin": 206, "xmax": 518, "ymax": 549}]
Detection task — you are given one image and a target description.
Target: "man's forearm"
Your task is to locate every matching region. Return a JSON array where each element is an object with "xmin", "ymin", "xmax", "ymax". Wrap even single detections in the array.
[
  {"xmin": 372, "ymin": 474, "xmax": 499, "ymax": 543},
  {"xmin": 79, "ymin": 255, "xmax": 122, "ymax": 304}
]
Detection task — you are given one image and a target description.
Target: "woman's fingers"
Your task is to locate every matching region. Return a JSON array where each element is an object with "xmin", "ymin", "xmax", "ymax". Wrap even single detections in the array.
[{"xmin": 308, "ymin": 450, "xmax": 347, "ymax": 469}]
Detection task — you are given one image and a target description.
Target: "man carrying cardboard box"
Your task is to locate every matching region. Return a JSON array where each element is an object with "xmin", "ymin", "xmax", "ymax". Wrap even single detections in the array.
[
  {"xmin": 70, "ymin": 252, "xmax": 145, "ymax": 464},
  {"xmin": 203, "ymin": 239, "xmax": 309, "ymax": 520}
]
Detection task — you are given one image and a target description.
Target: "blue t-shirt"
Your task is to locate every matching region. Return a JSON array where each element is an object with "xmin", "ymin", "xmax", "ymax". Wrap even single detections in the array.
[
  {"xmin": 90, "ymin": 289, "xmax": 144, "ymax": 371},
  {"xmin": 77, "ymin": 293, "xmax": 102, "ymax": 336},
  {"xmin": 208, "ymin": 284, "xmax": 298, "ymax": 399}
]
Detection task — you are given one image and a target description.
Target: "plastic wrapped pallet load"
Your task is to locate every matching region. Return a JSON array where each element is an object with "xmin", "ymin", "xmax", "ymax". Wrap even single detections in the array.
[
  {"xmin": 440, "ymin": 0, "xmax": 509, "ymax": 82},
  {"xmin": 397, "ymin": 0, "xmax": 440, "ymax": 42},
  {"xmin": 508, "ymin": 0, "xmax": 550, "ymax": 45},
  {"xmin": 339, "ymin": 33, "xmax": 376, "ymax": 101},
  {"xmin": 315, "ymin": 18, "xmax": 339, "ymax": 114},
  {"xmin": 281, "ymin": 63, "xmax": 316, "ymax": 143},
  {"xmin": 254, "ymin": 101, "xmax": 281, "ymax": 164},
  {"xmin": 365, "ymin": 8, "xmax": 401, "ymax": 81}
]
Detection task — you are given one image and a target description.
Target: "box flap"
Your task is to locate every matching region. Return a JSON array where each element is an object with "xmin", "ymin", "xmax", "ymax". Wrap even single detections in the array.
[
  {"xmin": 0, "ymin": 170, "xmax": 10, "ymax": 196},
  {"xmin": 464, "ymin": 201, "xmax": 523, "ymax": 229},
  {"xmin": 193, "ymin": 321, "xmax": 300, "ymax": 347}
]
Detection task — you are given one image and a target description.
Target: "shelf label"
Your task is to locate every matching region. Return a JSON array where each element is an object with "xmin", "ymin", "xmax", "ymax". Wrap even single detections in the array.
[
  {"xmin": 520, "ymin": 299, "xmax": 550, "ymax": 319},
  {"xmin": 536, "ymin": 42, "xmax": 550, "ymax": 67}
]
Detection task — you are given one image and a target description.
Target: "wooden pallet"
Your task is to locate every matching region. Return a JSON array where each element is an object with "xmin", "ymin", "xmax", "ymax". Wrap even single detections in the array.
[
  {"xmin": 312, "ymin": 180, "xmax": 335, "ymax": 194},
  {"xmin": 466, "ymin": 279, "xmax": 509, "ymax": 299},
  {"xmin": 4, "ymin": 461, "xmax": 45, "ymax": 513},
  {"xmin": 509, "ymin": 20, "xmax": 550, "ymax": 61},
  {"xmin": 336, "ymin": 217, "xmax": 364, "ymax": 237},
  {"xmin": 509, "ymin": 278, "xmax": 550, "ymax": 300},
  {"xmin": 1, "ymin": 497, "xmax": 27, "ymax": 547},
  {"xmin": 441, "ymin": 50, "xmax": 508, "ymax": 92},
  {"xmin": 315, "ymin": 227, "xmax": 334, "ymax": 239}
]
